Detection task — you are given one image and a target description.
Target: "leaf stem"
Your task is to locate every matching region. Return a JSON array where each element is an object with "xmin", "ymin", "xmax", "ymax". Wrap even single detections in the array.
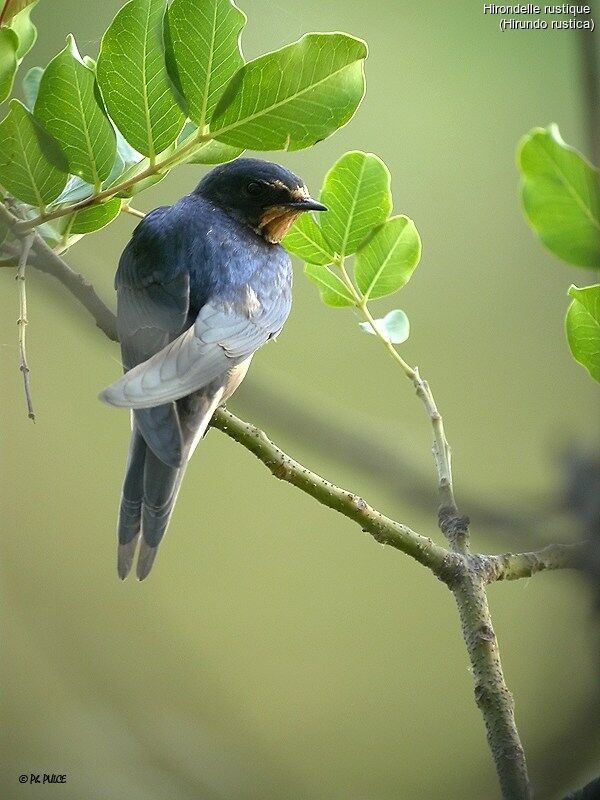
[
  {"xmin": 121, "ymin": 203, "xmax": 146, "ymax": 220},
  {"xmin": 358, "ymin": 297, "xmax": 415, "ymax": 379}
]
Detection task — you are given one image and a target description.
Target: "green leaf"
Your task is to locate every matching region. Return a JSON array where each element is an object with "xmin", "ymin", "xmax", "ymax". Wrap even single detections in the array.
[
  {"xmin": 211, "ymin": 33, "xmax": 367, "ymax": 151},
  {"xmin": 518, "ymin": 125, "xmax": 600, "ymax": 268},
  {"xmin": 32, "ymin": 199, "xmax": 122, "ymax": 248},
  {"xmin": 0, "ymin": 99, "xmax": 67, "ymax": 206},
  {"xmin": 320, "ymin": 151, "xmax": 391, "ymax": 257},
  {"xmin": 70, "ymin": 197, "xmax": 122, "ymax": 234},
  {"xmin": 283, "ymin": 212, "xmax": 334, "ymax": 265},
  {"xmin": 53, "ymin": 175, "xmax": 94, "ymax": 205},
  {"xmin": 22, "ymin": 64, "xmax": 42, "ymax": 108},
  {"xmin": 304, "ymin": 262, "xmax": 355, "ymax": 307},
  {"xmin": 9, "ymin": 2, "xmax": 36, "ymax": 60},
  {"xmin": 354, "ymin": 215, "xmax": 421, "ymax": 301},
  {"xmin": 35, "ymin": 35, "xmax": 116, "ymax": 187},
  {"xmin": 0, "ymin": 0, "xmax": 35, "ymax": 25},
  {"xmin": 566, "ymin": 284, "xmax": 600, "ymax": 382},
  {"xmin": 177, "ymin": 123, "xmax": 242, "ymax": 164},
  {"xmin": 0, "ymin": 27, "xmax": 18, "ymax": 103},
  {"xmin": 165, "ymin": 0, "xmax": 245, "ymax": 128},
  {"xmin": 359, "ymin": 309, "xmax": 410, "ymax": 343},
  {"xmin": 108, "ymin": 126, "xmax": 143, "ymax": 181},
  {"xmin": 183, "ymin": 139, "xmax": 242, "ymax": 164},
  {"xmin": 49, "ymin": 126, "xmax": 145, "ymax": 206},
  {"xmin": 97, "ymin": 0, "xmax": 185, "ymax": 159}
]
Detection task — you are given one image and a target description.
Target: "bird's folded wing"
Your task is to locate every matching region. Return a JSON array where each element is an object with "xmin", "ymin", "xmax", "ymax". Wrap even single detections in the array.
[
  {"xmin": 116, "ymin": 272, "xmax": 190, "ymax": 464},
  {"xmin": 100, "ymin": 294, "xmax": 288, "ymax": 409}
]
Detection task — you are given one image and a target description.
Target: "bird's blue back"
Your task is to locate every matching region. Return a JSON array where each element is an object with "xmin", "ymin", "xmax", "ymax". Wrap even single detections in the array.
[{"xmin": 116, "ymin": 192, "xmax": 292, "ymax": 324}]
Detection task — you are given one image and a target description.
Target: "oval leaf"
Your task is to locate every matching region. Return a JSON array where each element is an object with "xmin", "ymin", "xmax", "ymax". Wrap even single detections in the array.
[
  {"xmin": 304, "ymin": 262, "xmax": 355, "ymax": 307},
  {"xmin": 22, "ymin": 64, "xmax": 42, "ymax": 108},
  {"xmin": 518, "ymin": 125, "xmax": 600, "ymax": 268},
  {"xmin": 176, "ymin": 123, "xmax": 242, "ymax": 164},
  {"xmin": 359, "ymin": 309, "xmax": 410, "ymax": 343},
  {"xmin": 9, "ymin": 2, "xmax": 36, "ymax": 60},
  {"xmin": 70, "ymin": 197, "xmax": 122, "ymax": 234},
  {"xmin": 97, "ymin": 0, "xmax": 185, "ymax": 158},
  {"xmin": 566, "ymin": 284, "xmax": 600, "ymax": 382},
  {"xmin": 0, "ymin": 98, "xmax": 67, "ymax": 206},
  {"xmin": 320, "ymin": 151, "xmax": 391, "ymax": 258},
  {"xmin": 166, "ymin": 0, "xmax": 245, "ymax": 127},
  {"xmin": 354, "ymin": 215, "xmax": 421, "ymax": 301},
  {"xmin": 211, "ymin": 33, "xmax": 367, "ymax": 151},
  {"xmin": 184, "ymin": 139, "xmax": 243, "ymax": 165},
  {"xmin": 283, "ymin": 212, "xmax": 334, "ymax": 266},
  {"xmin": 0, "ymin": 27, "xmax": 18, "ymax": 103},
  {"xmin": 35, "ymin": 35, "xmax": 116, "ymax": 187}
]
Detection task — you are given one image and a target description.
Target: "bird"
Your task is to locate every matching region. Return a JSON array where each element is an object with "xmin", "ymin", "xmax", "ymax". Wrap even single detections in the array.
[{"xmin": 99, "ymin": 158, "xmax": 326, "ymax": 581}]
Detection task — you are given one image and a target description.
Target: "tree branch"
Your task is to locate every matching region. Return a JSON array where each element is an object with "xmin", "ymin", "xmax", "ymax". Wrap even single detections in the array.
[
  {"xmin": 0, "ymin": 201, "xmax": 118, "ymax": 341},
  {"xmin": 1, "ymin": 197, "xmax": 586, "ymax": 800},
  {"xmin": 211, "ymin": 407, "xmax": 450, "ymax": 574},
  {"xmin": 453, "ymin": 569, "xmax": 532, "ymax": 799},
  {"xmin": 487, "ymin": 543, "xmax": 585, "ymax": 582},
  {"xmin": 27, "ymin": 240, "xmax": 119, "ymax": 341}
]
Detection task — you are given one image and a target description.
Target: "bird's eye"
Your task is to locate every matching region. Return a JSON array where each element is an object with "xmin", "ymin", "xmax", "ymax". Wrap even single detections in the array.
[{"xmin": 246, "ymin": 181, "xmax": 264, "ymax": 197}]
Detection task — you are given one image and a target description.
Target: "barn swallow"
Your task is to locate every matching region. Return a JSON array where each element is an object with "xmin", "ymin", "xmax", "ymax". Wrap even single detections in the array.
[{"xmin": 99, "ymin": 158, "xmax": 326, "ymax": 580}]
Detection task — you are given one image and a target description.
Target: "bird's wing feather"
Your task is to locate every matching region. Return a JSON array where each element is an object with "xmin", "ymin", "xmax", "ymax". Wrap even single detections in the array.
[
  {"xmin": 100, "ymin": 290, "xmax": 289, "ymax": 409},
  {"xmin": 115, "ymin": 215, "xmax": 191, "ymax": 465}
]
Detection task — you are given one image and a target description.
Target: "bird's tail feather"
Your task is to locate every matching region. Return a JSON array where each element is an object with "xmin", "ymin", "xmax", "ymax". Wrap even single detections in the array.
[
  {"xmin": 117, "ymin": 428, "xmax": 146, "ymax": 579},
  {"xmin": 116, "ymin": 384, "xmax": 228, "ymax": 581},
  {"xmin": 117, "ymin": 428, "xmax": 186, "ymax": 581},
  {"xmin": 136, "ymin": 447, "xmax": 186, "ymax": 580}
]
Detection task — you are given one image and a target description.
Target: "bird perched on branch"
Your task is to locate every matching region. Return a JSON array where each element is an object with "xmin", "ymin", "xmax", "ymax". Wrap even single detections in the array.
[{"xmin": 99, "ymin": 158, "xmax": 326, "ymax": 580}]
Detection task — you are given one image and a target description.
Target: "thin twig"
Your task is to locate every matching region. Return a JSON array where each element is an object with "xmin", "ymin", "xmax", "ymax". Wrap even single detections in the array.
[
  {"xmin": 121, "ymin": 203, "xmax": 146, "ymax": 220},
  {"xmin": 341, "ymin": 265, "xmax": 469, "ymax": 551},
  {"xmin": 487, "ymin": 542, "xmax": 584, "ymax": 582},
  {"xmin": 16, "ymin": 232, "xmax": 35, "ymax": 421}
]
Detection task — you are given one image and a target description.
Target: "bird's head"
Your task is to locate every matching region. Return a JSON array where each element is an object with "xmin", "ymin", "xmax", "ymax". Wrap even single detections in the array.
[{"xmin": 195, "ymin": 158, "xmax": 326, "ymax": 243}]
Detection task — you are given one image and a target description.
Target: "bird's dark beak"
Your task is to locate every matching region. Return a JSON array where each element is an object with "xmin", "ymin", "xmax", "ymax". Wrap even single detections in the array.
[{"xmin": 286, "ymin": 197, "xmax": 327, "ymax": 212}]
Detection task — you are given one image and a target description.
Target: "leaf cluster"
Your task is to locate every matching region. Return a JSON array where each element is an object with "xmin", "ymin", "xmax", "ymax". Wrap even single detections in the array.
[
  {"xmin": 0, "ymin": 0, "xmax": 367, "ymax": 251},
  {"xmin": 284, "ymin": 150, "xmax": 420, "ymax": 343}
]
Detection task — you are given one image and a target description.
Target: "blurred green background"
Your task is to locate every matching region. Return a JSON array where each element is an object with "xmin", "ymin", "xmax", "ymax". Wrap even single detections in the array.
[{"xmin": 1, "ymin": 1, "xmax": 599, "ymax": 798}]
